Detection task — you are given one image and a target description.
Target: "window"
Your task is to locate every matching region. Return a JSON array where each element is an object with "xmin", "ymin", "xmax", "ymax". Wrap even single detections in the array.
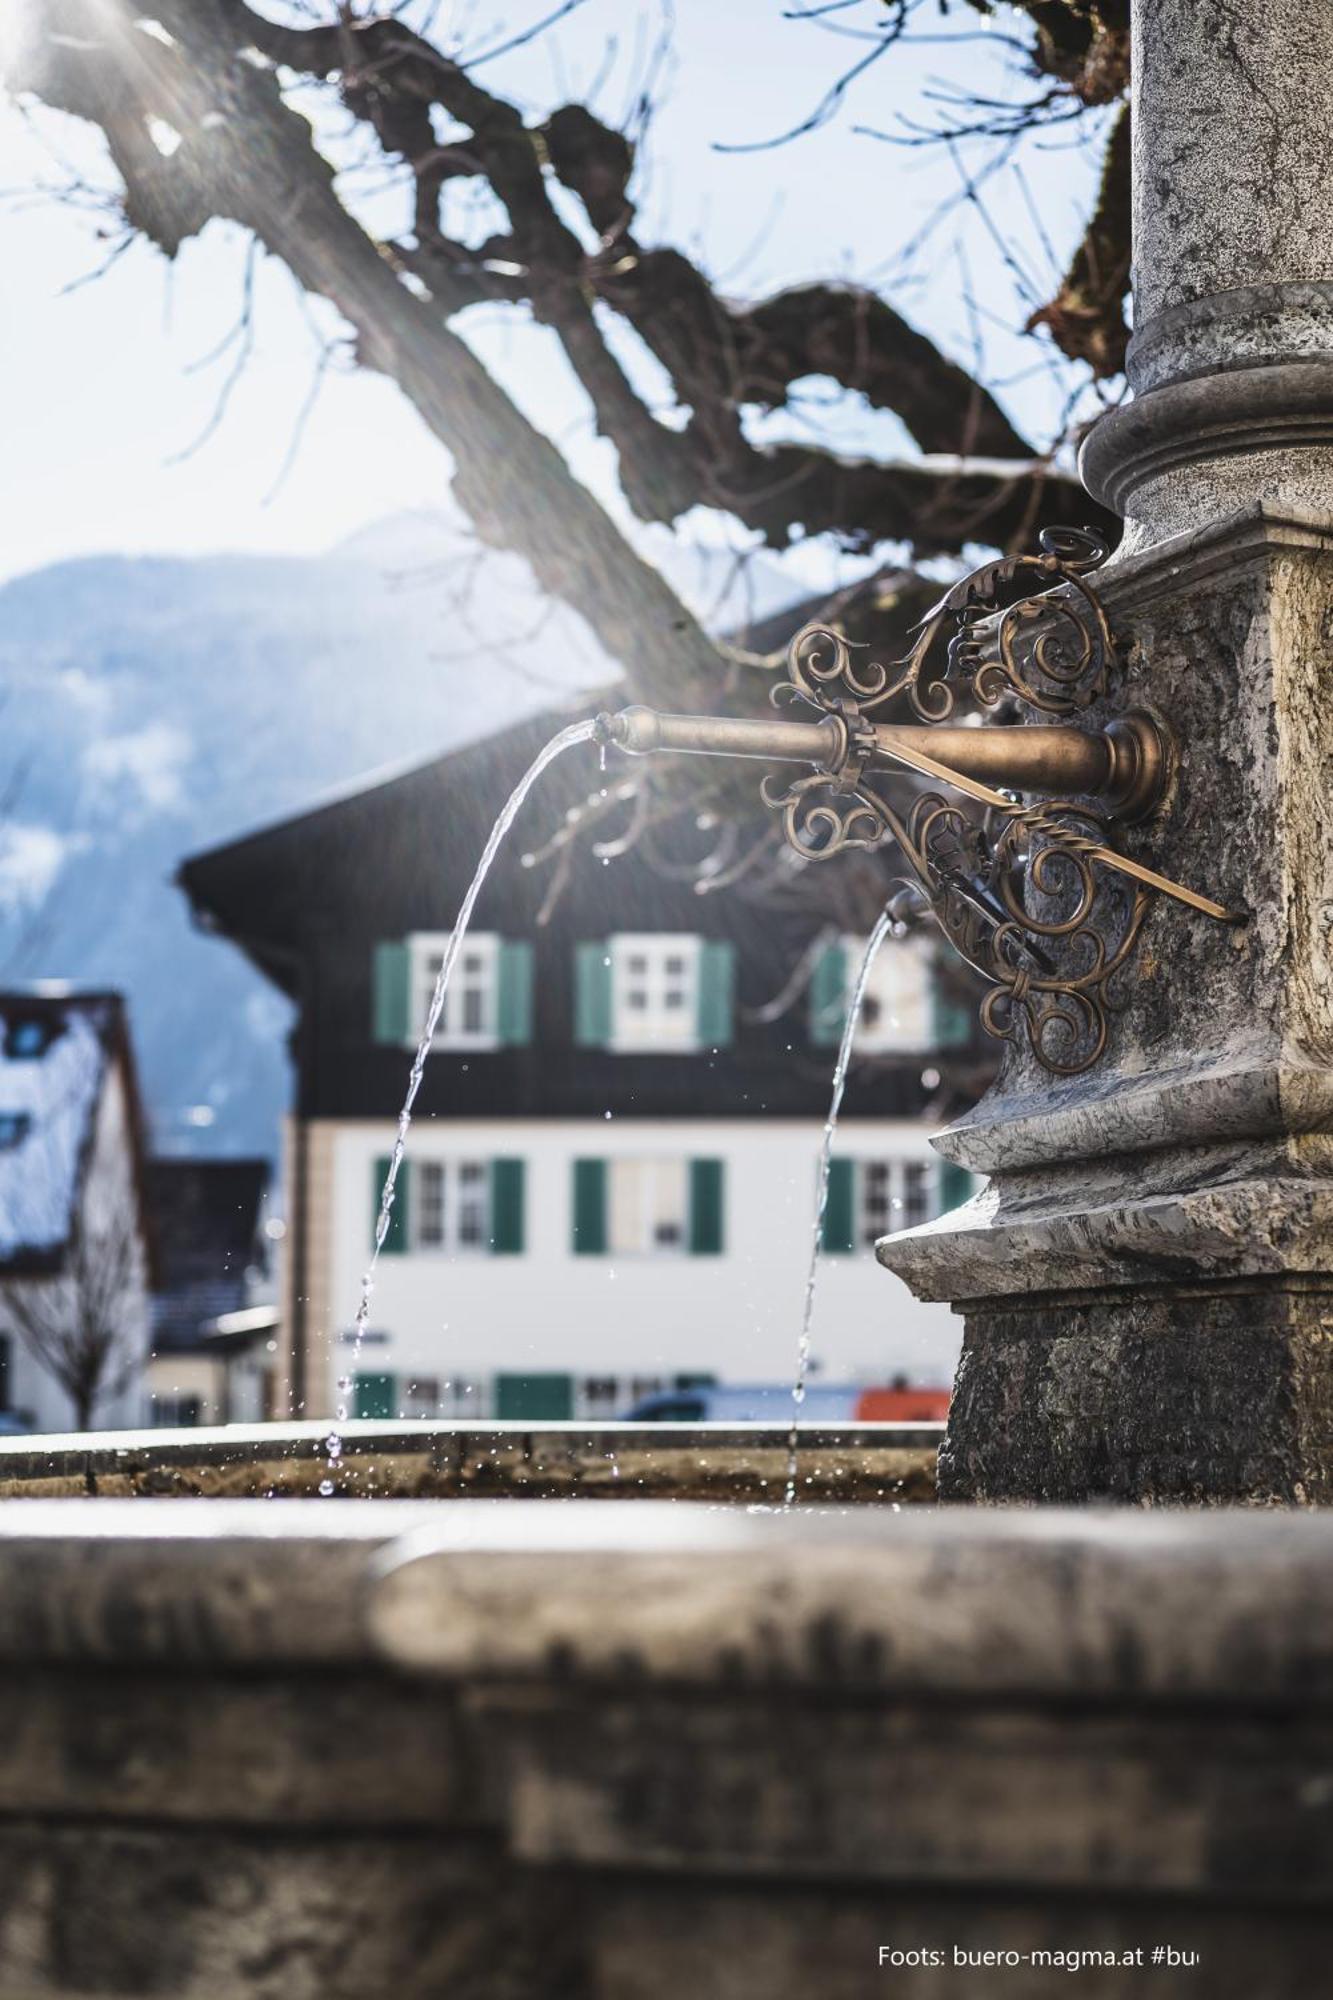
[
  {"xmin": 809, "ymin": 933, "xmax": 937, "ymax": 1053},
  {"xmin": 4, "ymin": 1018, "xmax": 54, "ymax": 1060},
  {"xmin": 573, "ymin": 1157, "xmax": 725, "ymax": 1257},
  {"xmin": 821, "ymin": 1156, "xmax": 940, "ymax": 1253},
  {"xmin": 578, "ymin": 1376, "xmax": 619, "ymax": 1416},
  {"xmin": 409, "ymin": 932, "xmax": 499, "ymax": 1048},
  {"xmin": 441, "ymin": 1376, "xmax": 482, "ymax": 1416},
  {"xmin": 612, "ymin": 934, "xmax": 701, "ymax": 1050},
  {"xmin": 610, "ymin": 1157, "xmax": 689, "ymax": 1253},
  {"xmin": 0, "ymin": 1114, "xmax": 29, "ymax": 1151},
  {"xmin": 150, "ymin": 1394, "xmax": 202, "ymax": 1428},
  {"xmin": 414, "ymin": 1160, "xmax": 492, "ymax": 1254},
  {"xmin": 375, "ymin": 1156, "xmax": 525, "ymax": 1256},
  {"xmin": 859, "ymin": 1159, "xmax": 934, "ymax": 1244},
  {"xmin": 575, "ymin": 936, "xmax": 735, "ymax": 1052},
  {"xmin": 402, "ymin": 1377, "xmax": 439, "ymax": 1419}
]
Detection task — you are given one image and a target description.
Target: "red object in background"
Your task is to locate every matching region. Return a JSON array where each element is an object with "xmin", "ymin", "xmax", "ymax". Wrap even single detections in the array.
[{"xmin": 855, "ymin": 1387, "xmax": 951, "ymax": 1422}]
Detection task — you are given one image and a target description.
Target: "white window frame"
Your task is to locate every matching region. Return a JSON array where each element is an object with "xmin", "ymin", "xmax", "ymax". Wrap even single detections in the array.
[
  {"xmin": 607, "ymin": 1155, "xmax": 691, "ymax": 1257},
  {"xmin": 857, "ymin": 1158, "xmax": 937, "ymax": 1245},
  {"xmin": 609, "ymin": 934, "xmax": 702, "ymax": 1053},
  {"xmin": 412, "ymin": 1158, "xmax": 491, "ymax": 1255},
  {"xmin": 849, "ymin": 930, "xmax": 934, "ymax": 1055},
  {"xmin": 408, "ymin": 932, "xmax": 500, "ymax": 1049}
]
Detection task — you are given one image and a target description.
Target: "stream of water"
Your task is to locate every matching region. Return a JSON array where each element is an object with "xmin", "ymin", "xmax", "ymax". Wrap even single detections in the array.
[
  {"xmin": 783, "ymin": 908, "xmax": 896, "ymax": 1507},
  {"xmin": 321, "ymin": 717, "xmax": 598, "ymax": 1492},
  {"xmin": 319, "ymin": 709, "xmax": 896, "ymax": 1503}
]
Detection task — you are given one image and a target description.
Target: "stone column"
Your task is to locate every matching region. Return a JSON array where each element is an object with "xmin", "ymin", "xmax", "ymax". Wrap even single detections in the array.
[{"xmin": 879, "ymin": 0, "xmax": 1333, "ymax": 1502}]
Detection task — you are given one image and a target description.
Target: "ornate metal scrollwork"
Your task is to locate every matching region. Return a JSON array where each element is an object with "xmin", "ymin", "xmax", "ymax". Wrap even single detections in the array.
[
  {"xmin": 780, "ymin": 525, "xmax": 1114, "ymax": 726},
  {"xmin": 600, "ymin": 524, "xmax": 1239, "ymax": 1075},
  {"xmin": 766, "ymin": 528, "xmax": 1153, "ymax": 1076}
]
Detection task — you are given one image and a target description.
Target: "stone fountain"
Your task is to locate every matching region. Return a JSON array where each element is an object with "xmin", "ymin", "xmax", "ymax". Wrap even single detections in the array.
[{"xmin": 0, "ymin": 3, "xmax": 1331, "ymax": 1994}]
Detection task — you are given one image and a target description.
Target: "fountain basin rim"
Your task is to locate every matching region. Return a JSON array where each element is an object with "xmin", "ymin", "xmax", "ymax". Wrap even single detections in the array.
[
  {"xmin": 1, "ymin": 1498, "xmax": 1331, "ymax": 1712},
  {"xmin": 0, "ymin": 1416, "xmax": 944, "ymax": 1477}
]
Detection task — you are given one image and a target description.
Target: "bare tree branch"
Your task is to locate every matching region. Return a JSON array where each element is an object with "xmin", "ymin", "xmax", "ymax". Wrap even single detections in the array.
[{"xmin": 1026, "ymin": 103, "xmax": 1130, "ymax": 378}]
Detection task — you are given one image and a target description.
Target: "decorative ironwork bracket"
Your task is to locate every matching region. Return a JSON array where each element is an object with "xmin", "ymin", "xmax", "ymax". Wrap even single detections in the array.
[{"xmin": 599, "ymin": 528, "xmax": 1241, "ymax": 1076}]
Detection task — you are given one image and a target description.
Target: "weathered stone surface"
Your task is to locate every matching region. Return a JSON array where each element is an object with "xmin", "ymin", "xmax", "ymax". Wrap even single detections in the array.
[
  {"xmin": 942, "ymin": 1283, "xmax": 1333, "ymax": 1504},
  {"xmin": 0, "ymin": 1669, "xmax": 468, "ymax": 1824},
  {"xmin": 0, "ymin": 1505, "xmax": 1329, "ymax": 1996},
  {"xmin": 488, "ymin": 1690, "xmax": 1333, "ymax": 1899},
  {"xmin": 370, "ymin": 1503, "xmax": 1333, "ymax": 1704},
  {"xmin": 880, "ymin": 509, "xmax": 1333, "ymax": 1499},
  {"xmin": 0, "ymin": 1421, "xmax": 939, "ymax": 1505},
  {"xmin": 1082, "ymin": 0, "xmax": 1333, "ymax": 542}
]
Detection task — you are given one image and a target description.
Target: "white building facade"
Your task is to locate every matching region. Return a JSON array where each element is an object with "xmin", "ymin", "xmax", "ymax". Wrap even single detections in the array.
[{"xmin": 180, "ymin": 709, "xmax": 987, "ymax": 1422}]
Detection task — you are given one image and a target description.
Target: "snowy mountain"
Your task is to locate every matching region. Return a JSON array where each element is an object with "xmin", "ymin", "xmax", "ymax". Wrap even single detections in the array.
[{"xmin": 0, "ymin": 512, "xmax": 799, "ymax": 1164}]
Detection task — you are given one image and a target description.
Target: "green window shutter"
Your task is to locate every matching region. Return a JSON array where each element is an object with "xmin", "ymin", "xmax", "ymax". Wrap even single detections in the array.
[
  {"xmin": 572, "ymin": 1158, "xmax": 608, "ymax": 1254},
  {"xmin": 354, "ymin": 1372, "xmax": 396, "ymax": 1420},
  {"xmin": 696, "ymin": 942, "xmax": 735, "ymax": 1047},
  {"xmin": 490, "ymin": 1158, "xmax": 526, "ymax": 1254},
  {"xmin": 497, "ymin": 941, "xmax": 534, "ymax": 1045},
  {"xmin": 574, "ymin": 942, "xmax": 613, "ymax": 1048},
  {"xmin": 374, "ymin": 1155, "xmax": 409, "ymax": 1255},
  {"xmin": 820, "ymin": 1157, "xmax": 856, "ymax": 1254},
  {"xmin": 809, "ymin": 939, "xmax": 849, "ymax": 1048},
  {"xmin": 495, "ymin": 1372, "xmax": 573, "ymax": 1420},
  {"xmin": 931, "ymin": 967, "xmax": 974, "ymax": 1049},
  {"xmin": 372, "ymin": 941, "xmax": 411, "ymax": 1045},
  {"xmin": 688, "ymin": 1158, "xmax": 725, "ymax": 1255},
  {"xmin": 939, "ymin": 1161, "xmax": 977, "ymax": 1213}
]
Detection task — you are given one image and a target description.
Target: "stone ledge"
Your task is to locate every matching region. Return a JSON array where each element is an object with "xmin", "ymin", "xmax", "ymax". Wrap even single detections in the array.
[
  {"xmin": 877, "ymin": 1177, "xmax": 1333, "ymax": 1302},
  {"xmin": 369, "ymin": 1504, "xmax": 1333, "ymax": 1706}
]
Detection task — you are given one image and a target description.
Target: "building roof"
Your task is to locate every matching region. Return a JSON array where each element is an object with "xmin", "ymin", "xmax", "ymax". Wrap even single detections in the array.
[
  {"xmin": 0, "ymin": 990, "xmax": 149, "ymax": 1279},
  {"xmin": 146, "ymin": 1157, "xmax": 269, "ymax": 1354},
  {"xmin": 177, "ymin": 696, "xmax": 992, "ymax": 1127}
]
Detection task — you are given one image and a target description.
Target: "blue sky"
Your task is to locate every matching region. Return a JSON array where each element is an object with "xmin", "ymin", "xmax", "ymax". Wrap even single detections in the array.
[{"xmin": 0, "ymin": 0, "xmax": 1113, "ymax": 590}]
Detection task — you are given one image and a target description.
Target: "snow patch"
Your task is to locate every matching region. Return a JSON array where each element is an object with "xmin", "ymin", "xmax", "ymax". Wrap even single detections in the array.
[
  {"xmin": 0, "ymin": 825, "xmax": 84, "ymax": 912},
  {"xmin": 84, "ymin": 722, "xmax": 192, "ymax": 812}
]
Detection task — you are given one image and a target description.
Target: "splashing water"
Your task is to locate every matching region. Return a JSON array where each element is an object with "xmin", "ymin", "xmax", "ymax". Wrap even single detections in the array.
[
  {"xmin": 323, "ymin": 718, "xmax": 598, "ymax": 1487},
  {"xmin": 783, "ymin": 907, "xmax": 896, "ymax": 1507}
]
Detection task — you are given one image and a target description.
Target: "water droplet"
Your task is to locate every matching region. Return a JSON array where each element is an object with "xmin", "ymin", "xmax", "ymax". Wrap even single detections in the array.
[{"xmin": 318, "ymin": 1479, "xmax": 335, "ymax": 1498}]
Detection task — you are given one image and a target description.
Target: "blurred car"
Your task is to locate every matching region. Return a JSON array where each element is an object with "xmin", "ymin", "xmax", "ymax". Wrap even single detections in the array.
[{"xmin": 624, "ymin": 1383, "xmax": 948, "ymax": 1422}]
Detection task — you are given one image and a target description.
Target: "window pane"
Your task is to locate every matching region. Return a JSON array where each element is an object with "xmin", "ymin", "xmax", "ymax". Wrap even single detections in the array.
[
  {"xmin": 611, "ymin": 938, "xmax": 701, "ymax": 1050},
  {"xmin": 903, "ymin": 1161, "xmax": 931, "ymax": 1226},
  {"xmin": 418, "ymin": 1162, "xmax": 446, "ymax": 1247}
]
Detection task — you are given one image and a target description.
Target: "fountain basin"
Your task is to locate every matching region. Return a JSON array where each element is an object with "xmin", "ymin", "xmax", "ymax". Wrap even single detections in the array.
[
  {"xmin": 0, "ymin": 1493, "xmax": 1328, "ymax": 1997},
  {"xmin": 0, "ymin": 1420, "xmax": 941, "ymax": 1503}
]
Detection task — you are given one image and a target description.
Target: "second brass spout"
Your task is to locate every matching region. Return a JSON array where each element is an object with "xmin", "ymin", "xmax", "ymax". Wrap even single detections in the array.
[{"xmin": 599, "ymin": 704, "xmax": 1168, "ymax": 824}]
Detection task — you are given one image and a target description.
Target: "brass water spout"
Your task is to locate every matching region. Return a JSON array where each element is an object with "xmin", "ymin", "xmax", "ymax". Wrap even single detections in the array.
[
  {"xmin": 597, "ymin": 703, "xmax": 1169, "ymax": 824},
  {"xmin": 594, "ymin": 529, "xmax": 1240, "ymax": 1078}
]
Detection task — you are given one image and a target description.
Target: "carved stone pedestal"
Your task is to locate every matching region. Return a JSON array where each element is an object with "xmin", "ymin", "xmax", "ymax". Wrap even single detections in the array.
[
  {"xmin": 879, "ymin": 0, "xmax": 1333, "ymax": 1503},
  {"xmin": 882, "ymin": 506, "xmax": 1333, "ymax": 1502}
]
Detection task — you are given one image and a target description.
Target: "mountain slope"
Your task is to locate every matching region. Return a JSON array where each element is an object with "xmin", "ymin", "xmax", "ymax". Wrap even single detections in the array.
[{"xmin": 0, "ymin": 514, "xmax": 797, "ymax": 1161}]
